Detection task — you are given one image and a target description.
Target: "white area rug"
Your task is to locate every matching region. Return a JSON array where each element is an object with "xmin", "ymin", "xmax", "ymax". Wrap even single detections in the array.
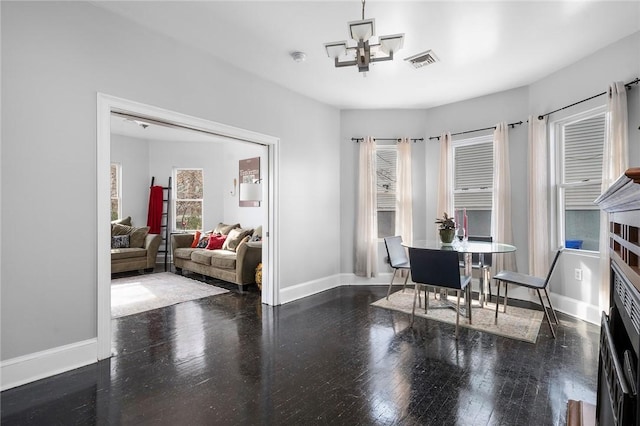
[
  {"xmin": 372, "ymin": 289, "xmax": 544, "ymax": 343},
  {"xmin": 111, "ymin": 272, "xmax": 229, "ymax": 318}
]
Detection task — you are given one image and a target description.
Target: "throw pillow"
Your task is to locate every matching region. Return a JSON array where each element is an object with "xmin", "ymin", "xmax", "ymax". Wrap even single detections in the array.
[
  {"xmin": 111, "ymin": 234, "xmax": 130, "ymax": 249},
  {"xmin": 212, "ymin": 222, "xmax": 241, "ymax": 236},
  {"xmin": 222, "ymin": 227, "xmax": 253, "ymax": 252},
  {"xmin": 206, "ymin": 234, "xmax": 227, "ymax": 250},
  {"xmin": 111, "ymin": 216, "xmax": 132, "ymax": 226},
  {"xmin": 250, "ymin": 225, "xmax": 262, "ymax": 242},
  {"xmin": 196, "ymin": 235, "xmax": 209, "ymax": 248},
  {"xmin": 129, "ymin": 226, "xmax": 150, "ymax": 248},
  {"xmin": 190, "ymin": 231, "xmax": 202, "ymax": 248}
]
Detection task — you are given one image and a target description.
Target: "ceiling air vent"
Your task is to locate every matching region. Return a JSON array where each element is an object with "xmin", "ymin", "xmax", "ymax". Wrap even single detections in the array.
[{"xmin": 404, "ymin": 50, "xmax": 439, "ymax": 69}]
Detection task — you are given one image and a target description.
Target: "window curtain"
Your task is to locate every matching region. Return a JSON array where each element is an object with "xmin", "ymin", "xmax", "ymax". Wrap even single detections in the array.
[
  {"xmin": 395, "ymin": 138, "xmax": 413, "ymax": 245},
  {"xmin": 528, "ymin": 116, "xmax": 549, "ymax": 276},
  {"xmin": 436, "ymin": 132, "xmax": 453, "ymax": 238},
  {"xmin": 355, "ymin": 137, "xmax": 378, "ymax": 278},
  {"xmin": 492, "ymin": 122, "xmax": 516, "ymax": 272},
  {"xmin": 599, "ymin": 81, "xmax": 629, "ymax": 311}
]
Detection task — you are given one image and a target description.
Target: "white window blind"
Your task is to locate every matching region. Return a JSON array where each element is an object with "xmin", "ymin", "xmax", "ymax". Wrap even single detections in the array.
[
  {"xmin": 562, "ymin": 114, "xmax": 605, "ymax": 208},
  {"xmin": 376, "ymin": 148, "xmax": 397, "ymax": 212},
  {"xmin": 453, "ymin": 139, "xmax": 493, "ymax": 209}
]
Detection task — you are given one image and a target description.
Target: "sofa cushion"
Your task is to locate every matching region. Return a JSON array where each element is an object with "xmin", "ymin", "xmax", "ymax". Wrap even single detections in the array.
[
  {"xmin": 209, "ymin": 250, "xmax": 237, "ymax": 269},
  {"xmin": 111, "ymin": 247, "xmax": 146, "ymax": 260},
  {"xmin": 191, "ymin": 250, "xmax": 213, "ymax": 266},
  {"xmin": 212, "ymin": 222, "xmax": 240, "ymax": 236},
  {"xmin": 111, "ymin": 235, "xmax": 130, "ymax": 249},
  {"xmin": 174, "ymin": 247, "xmax": 197, "ymax": 260},
  {"xmin": 222, "ymin": 227, "xmax": 253, "ymax": 252}
]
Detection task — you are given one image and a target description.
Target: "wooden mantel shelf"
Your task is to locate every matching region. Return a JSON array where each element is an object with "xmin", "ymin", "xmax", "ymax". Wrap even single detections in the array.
[{"xmin": 595, "ymin": 167, "xmax": 640, "ymax": 213}]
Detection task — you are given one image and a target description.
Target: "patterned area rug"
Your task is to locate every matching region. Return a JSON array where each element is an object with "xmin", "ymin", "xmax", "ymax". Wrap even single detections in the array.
[
  {"xmin": 111, "ymin": 272, "xmax": 229, "ymax": 318},
  {"xmin": 372, "ymin": 289, "xmax": 544, "ymax": 343}
]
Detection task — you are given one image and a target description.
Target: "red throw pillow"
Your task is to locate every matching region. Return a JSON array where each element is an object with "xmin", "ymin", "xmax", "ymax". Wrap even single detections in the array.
[
  {"xmin": 190, "ymin": 231, "xmax": 202, "ymax": 248},
  {"xmin": 206, "ymin": 234, "xmax": 226, "ymax": 250}
]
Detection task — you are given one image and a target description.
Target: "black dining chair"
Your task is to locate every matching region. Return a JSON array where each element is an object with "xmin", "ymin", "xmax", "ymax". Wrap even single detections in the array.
[
  {"xmin": 383, "ymin": 236, "xmax": 411, "ymax": 300},
  {"xmin": 493, "ymin": 248, "xmax": 563, "ymax": 338},
  {"xmin": 408, "ymin": 247, "xmax": 472, "ymax": 339},
  {"xmin": 459, "ymin": 235, "xmax": 493, "ymax": 306}
]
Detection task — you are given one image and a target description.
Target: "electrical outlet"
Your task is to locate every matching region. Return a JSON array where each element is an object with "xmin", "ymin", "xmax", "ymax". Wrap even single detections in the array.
[{"xmin": 574, "ymin": 268, "xmax": 583, "ymax": 281}]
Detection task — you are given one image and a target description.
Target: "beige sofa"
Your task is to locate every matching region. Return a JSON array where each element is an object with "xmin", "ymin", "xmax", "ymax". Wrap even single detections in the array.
[
  {"xmin": 111, "ymin": 217, "xmax": 162, "ymax": 274},
  {"xmin": 171, "ymin": 223, "xmax": 262, "ymax": 290}
]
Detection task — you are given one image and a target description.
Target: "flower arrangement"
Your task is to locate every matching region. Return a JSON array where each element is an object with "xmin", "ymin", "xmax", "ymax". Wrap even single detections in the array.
[{"xmin": 435, "ymin": 212, "xmax": 456, "ymax": 230}]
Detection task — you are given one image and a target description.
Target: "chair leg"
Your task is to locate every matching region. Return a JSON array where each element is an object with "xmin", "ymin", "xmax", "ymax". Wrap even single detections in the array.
[
  {"xmin": 386, "ymin": 269, "xmax": 398, "ymax": 300},
  {"xmin": 466, "ymin": 285, "xmax": 472, "ymax": 325},
  {"xmin": 503, "ymin": 283, "xmax": 508, "ymax": 313},
  {"xmin": 494, "ymin": 280, "xmax": 500, "ymax": 325},
  {"xmin": 544, "ymin": 288, "xmax": 560, "ymax": 325},
  {"xmin": 455, "ymin": 290, "xmax": 460, "ymax": 339},
  {"xmin": 402, "ymin": 270, "xmax": 410, "ymax": 292},
  {"xmin": 410, "ymin": 283, "xmax": 419, "ymax": 327},
  {"xmin": 537, "ymin": 289, "xmax": 556, "ymax": 339}
]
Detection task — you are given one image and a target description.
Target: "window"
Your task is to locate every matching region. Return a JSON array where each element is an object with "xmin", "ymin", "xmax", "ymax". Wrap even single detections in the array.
[
  {"xmin": 452, "ymin": 135, "xmax": 493, "ymax": 236},
  {"xmin": 110, "ymin": 163, "xmax": 121, "ymax": 221},
  {"xmin": 376, "ymin": 146, "xmax": 397, "ymax": 238},
  {"xmin": 174, "ymin": 168, "xmax": 203, "ymax": 231},
  {"xmin": 555, "ymin": 108, "xmax": 605, "ymax": 251}
]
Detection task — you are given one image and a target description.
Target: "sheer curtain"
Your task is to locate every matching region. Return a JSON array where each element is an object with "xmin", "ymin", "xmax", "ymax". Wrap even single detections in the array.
[
  {"xmin": 355, "ymin": 137, "xmax": 378, "ymax": 277},
  {"xmin": 436, "ymin": 132, "xmax": 453, "ymax": 238},
  {"xmin": 528, "ymin": 116, "xmax": 549, "ymax": 276},
  {"xmin": 492, "ymin": 122, "xmax": 516, "ymax": 272},
  {"xmin": 395, "ymin": 138, "xmax": 413, "ymax": 245},
  {"xmin": 599, "ymin": 81, "xmax": 629, "ymax": 311}
]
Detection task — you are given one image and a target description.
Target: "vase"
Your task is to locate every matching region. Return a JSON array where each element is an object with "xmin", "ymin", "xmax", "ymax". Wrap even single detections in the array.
[{"xmin": 439, "ymin": 228, "xmax": 455, "ymax": 245}]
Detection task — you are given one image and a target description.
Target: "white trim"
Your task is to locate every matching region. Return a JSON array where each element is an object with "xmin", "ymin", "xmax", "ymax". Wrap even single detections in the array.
[
  {"xmin": 340, "ymin": 272, "xmax": 393, "ymax": 286},
  {"xmin": 550, "ymin": 292, "xmax": 600, "ymax": 325},
  {"xmin": 1, "ymin": 339, "xmax": 97, "ymax": 391},
  {"xmin": 279, "ymin": 274, "xmax": 342, "ymax": 304},
  {"xmin": 97, "ymin": 93, "xmax": 280, "ymax": 360}
]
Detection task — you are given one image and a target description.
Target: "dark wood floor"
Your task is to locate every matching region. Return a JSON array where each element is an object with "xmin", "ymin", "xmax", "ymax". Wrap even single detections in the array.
[{"xmin": 1, "ymin": 272, "xmax": 599, "ymax": 425}]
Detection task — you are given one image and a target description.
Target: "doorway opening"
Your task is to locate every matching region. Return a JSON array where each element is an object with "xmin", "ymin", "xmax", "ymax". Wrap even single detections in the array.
[{"xmin": 97, "ymin": 93, "xmax": 280, "ymax": 360}]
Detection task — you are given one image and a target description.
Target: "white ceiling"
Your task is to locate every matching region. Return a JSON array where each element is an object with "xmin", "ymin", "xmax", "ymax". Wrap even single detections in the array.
[{"xmin": 95, "ymin": 1, "xmax": 640, "ymax": 110}]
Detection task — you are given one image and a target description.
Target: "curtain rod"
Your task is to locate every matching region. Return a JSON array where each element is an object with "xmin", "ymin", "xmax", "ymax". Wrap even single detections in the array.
[
  {"xmin": 428, "ymin": 121, "xmax": 524, "ymax": 141},
  {"xmin": 537, "ymin": 77, "xmax": 640, "ymax": 120},
  {"xmin": 351, "ymin": 137, "xmax": 425, "ymax": 143}
]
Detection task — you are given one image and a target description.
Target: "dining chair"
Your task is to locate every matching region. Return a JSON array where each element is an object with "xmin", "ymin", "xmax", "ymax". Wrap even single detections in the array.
[
  {"xmin": 459, "ymin": 235, "xmax": 493, "ymax": 306},
  {"xmin": 408, "ymin": 247, "xmax": 472, "ymax": 339},
  {"xmin": 383, "ymin": 236, "xmax": 411, "ymax": 300},
  {"xmin": 493, "ymin": 249, "xmax": 563, "ymax": 338}
]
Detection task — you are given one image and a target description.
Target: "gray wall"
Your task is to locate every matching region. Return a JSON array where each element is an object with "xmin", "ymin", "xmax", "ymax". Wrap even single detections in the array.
[
  {"xmin": 1, "ymin": 1, "xmax": 340, "ymax": 360},
  {"xmin": 110, "ymin": 134, "xmax": 150, "ymax": 227}
]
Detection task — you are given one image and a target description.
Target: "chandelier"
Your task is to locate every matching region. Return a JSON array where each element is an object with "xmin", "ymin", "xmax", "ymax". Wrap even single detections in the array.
[{"xmin": 324, "ymin": 0, "xmax": 404, "ymax": 73}]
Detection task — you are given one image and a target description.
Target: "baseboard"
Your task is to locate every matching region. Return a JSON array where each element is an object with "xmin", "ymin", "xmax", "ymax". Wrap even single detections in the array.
[
  {"xmin": 279, "ymin": 274, "xmax": 342, "ymax": 304},
  {"xmin": 1, "ymin": 338, "xmax": 97, "ymax": 391},
  {"xmin": 339, "ymin": 272, "xmax": 393, "ymax": 286},
  {"xmin": 550, "ymin": 293, "xmax": 600, "ymax": 325}
]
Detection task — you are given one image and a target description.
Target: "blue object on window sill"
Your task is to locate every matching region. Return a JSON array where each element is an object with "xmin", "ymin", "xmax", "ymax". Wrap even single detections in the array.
[{"xmin": 565, "ymin": 240, "xmax": 583, "ymax": 249}]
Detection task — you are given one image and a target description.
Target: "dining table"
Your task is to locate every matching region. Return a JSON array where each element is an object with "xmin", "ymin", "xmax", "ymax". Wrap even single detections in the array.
[{"xmin": 402, "ymin": 239, "xmax": 517, "ymax": 323}]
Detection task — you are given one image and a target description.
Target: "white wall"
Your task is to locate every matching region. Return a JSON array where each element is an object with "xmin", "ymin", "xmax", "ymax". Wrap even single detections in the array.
[
  {"xmin": 1, "ymin": 1, "xmax": 340, "ymax": 362},
  {"xmin": 528, "ymin": 31, "xmax": 640, "ymax": 323},
  {"xmin": 222, "ymin": 141, "xmax": 268, "ymax": 230},
  {"xmin": 110, "ymin": 134, "xmax": 150, "ymax": 226},
  {"xmin": 339, "ymin": 109, "xmax": 427, "ymax": 277},
  {"xmin": 147, "ymin": 139, "xmax": 225, "ymax": 232},
  {"xmin": 339, "ymin": 32, "xmax": 640, "ymax": 325}
]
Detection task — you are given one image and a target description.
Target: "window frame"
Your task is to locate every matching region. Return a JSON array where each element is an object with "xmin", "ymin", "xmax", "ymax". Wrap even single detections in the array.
[
  {"xmin": 173, "ymin": 167, "xmax": 204, "ymax": 232},
  {"xmin": 376, "ymin": 144, "xmax": 397, "ymax": 239},
  {"xmin": 551, "ymin": 105, "xmax": 606, "ymax": 253},
  {"xmin": 110, "ymin": 162, "xmax": 122, "ymax": 221}
]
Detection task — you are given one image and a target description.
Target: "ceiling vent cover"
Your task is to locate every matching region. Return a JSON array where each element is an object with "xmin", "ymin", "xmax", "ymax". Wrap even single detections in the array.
[{"xmin": 404, "ymin": 50, "xmax": 439, "ymax": 69}]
